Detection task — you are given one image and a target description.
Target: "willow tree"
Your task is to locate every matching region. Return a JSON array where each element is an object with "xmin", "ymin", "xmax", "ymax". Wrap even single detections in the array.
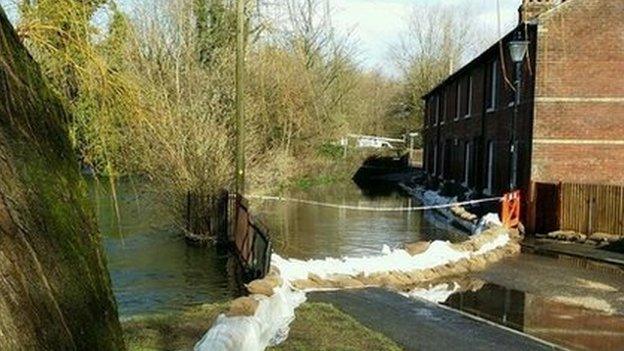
[{"xmin": 0, "ymin": 7, "xmax": 124, "ymax": 350}]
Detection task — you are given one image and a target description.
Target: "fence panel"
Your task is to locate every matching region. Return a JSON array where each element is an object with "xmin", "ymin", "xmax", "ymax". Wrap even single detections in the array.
[
  {"xmin": 557, "ymin": 183, "xmax": 624, "ymax": 236},
  {"xmin": 186, "ymin": 190, "xmax": 230, "ymax": 244},
  {"xmin": 232, "ymin": 195, "xmax": 272, "ymax": 279},
  {"xmin": 185, "ymin": 191, "xmax": 272, "ymax": 280}
]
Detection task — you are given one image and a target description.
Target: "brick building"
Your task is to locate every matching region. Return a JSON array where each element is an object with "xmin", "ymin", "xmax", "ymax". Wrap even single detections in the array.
[{"xmin": 422, "ymin": 0, "xmax": 624, "ymax": 203}]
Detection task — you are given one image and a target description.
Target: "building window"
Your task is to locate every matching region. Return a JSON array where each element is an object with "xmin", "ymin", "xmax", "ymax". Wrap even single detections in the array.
[
  {"xmin": 435, "ymin": 95, "xmax": 441, "ymax": 126},
  {"xmin": 440, "ymin": 141, "xmax": 446, "ymax": 177},
  {"xmin": 440, "ymin": 91, "xmax": 446, "ymax": 124},
  {"xmin": 455, "ymin": 81, "xmax": 462, "ymax": 121},
  {"xmin": 463, "ymin": 141, "xmax": 472, "ymax": 186},
  {"xmin": 486, "ymin": 60, "xmax": 498, "ymax": 112},
  {"xmin": 486, "ymin": 140, "xmax": 495, "ymax": 194},
  {"xmin": 433, "ymin": 144, "xmax": 438, "ymax": 176},
  {"xmin": 427, "ymin": 97, "xmax": 434, "ymax": 127},
  {"xmin": 465, "ymin": 76, "xmax": 472, "ymax": 118}
]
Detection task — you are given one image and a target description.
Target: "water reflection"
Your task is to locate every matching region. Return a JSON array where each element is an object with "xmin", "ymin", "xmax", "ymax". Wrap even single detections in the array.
[
  {"xmin": 96, "ymin": 179, "xmax": 467, "ymax": 316},
  {"xmin": 92, "ymin": 180, "xmax": 233, "ymax": 317},
  {"xmin": 444, "ymin": 283, "xmax": 624, "ymax": 351},
  {"xmin": 258, "ymin": 182, "xmax": 466, "ymax": 260}
]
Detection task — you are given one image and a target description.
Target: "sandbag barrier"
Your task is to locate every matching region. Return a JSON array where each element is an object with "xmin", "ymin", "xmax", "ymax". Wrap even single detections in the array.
[{"xmin": 194, "ymin": 218, "xmax": 522, "ymax": 351}]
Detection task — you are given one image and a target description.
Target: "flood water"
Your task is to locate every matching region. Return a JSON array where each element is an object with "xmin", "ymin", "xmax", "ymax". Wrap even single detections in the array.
[
  {"xmin": 97, "ymin": 178, "xmax": 624, "ymax": 351},
  {"xmin": 444, "ymin": 282, "xmax": 624, "ymax": 351},
  {"xmin": 97, "ymin": 180, "xmax": 463, "ymax": 317},
  {"xmin": 94, "ymin": 181, "xmax": 232, "ymax": 317},
  {"xmin": 257, "ymin": 183, "xmax": 466, "ymax": 260}
]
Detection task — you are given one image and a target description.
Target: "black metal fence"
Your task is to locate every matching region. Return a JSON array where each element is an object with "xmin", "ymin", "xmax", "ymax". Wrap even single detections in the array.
[
  {"xmin": 185, "ymin": 190, "xmax": 229, "ymax": 245},
  {"xmin": 185, "ymin": 190, "xmax": 272, "ymax": 280}
]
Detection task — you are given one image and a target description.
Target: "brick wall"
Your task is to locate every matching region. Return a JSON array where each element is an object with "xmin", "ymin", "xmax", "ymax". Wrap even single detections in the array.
[
  {"xmin": 531, "ymin": 0, "xmax": 624, "ymax": 185},
  {"xmin": 422, "ymin": 26, "xmax": 538, "ymax": 196}
]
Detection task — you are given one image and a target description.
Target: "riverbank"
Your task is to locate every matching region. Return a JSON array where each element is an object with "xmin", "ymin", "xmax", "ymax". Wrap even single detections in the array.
[{"xmin": 123, "ymin": 302, "xmax": 401, "ymax": 351}]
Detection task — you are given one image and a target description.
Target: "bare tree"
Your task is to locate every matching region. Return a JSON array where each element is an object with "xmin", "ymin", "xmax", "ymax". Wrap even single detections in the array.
[{"xmin": 391, "ymin": 3, "xmax": 480, "ymax": 137}]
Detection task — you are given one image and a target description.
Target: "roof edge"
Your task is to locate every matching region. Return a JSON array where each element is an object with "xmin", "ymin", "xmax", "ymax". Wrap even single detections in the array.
[{"xmin": 422, "ymin": 23, "xmax": 537, "ymax": 100}]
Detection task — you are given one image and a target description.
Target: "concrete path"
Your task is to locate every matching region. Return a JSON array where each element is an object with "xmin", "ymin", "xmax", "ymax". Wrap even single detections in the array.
[
  {"xmin": 523, "ymin": 238, "xmax": 624, "ymax": 271},
  {"xmin": 310, "ymin": 288, "xmax": 560, "ymax": 351}
]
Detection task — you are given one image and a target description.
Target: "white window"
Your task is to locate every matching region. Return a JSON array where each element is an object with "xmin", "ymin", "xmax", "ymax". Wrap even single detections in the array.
[
  {"xmin": 455, "ymin": 82, "xmax": 461, "ymax": 121},
  {"xmin": 433, "ymin": 144, "xmax": 438, "ymax": 176},
  {"xmin": 486, "ymin": 140, "xmax": 495, "ymax": 194},
  {"xmin": 440, "ymin": 141, "xmax": 445, "ymax": 177},
  {"xmin": 440, "ymin": 92, "xmax": 446, "ymax": 125},
  {"xmin": 463, "ymin": 142, "xmax": 472, "ymax": 186},
  {"xmin": 465, "ymin": 76, "xmax": 473, "ymax": 118},
  {"xmin": 435, "ymin": 95, "xmax": 441, "ymax": 126},
  {"xmin": 487, "ymin": 60, "xmax": 498, "ymax": 112}
]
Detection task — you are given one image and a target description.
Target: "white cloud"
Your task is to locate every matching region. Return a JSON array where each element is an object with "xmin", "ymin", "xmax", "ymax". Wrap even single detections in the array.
[{"xmin": 328, "ymin": 0, "xmax": 521, "ymax": 75}]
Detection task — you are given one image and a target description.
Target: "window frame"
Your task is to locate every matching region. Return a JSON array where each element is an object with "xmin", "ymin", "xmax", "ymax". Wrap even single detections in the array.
[
  {"xmin": 434, "ymin": 95, "xmax": 441, "ymax": 126},
  {"xmin": 433, "ymin": 144, "xmax": 438, "ymax": 176},
  {"xmin": 455, "ymin": 81, "xmax": 462, "ymax": 121},
  {"xmin": 463, "ymin": 141, "xmax": 472, "ymax": 186},
  {"xmin": 464, "ymin": 75, "xmax": 473, "ymax": 118},
  {"xmin": 440, "ymin": 90, "xmax": 446, "ymax": 125},
  {"xmin": 486, "ymin": 60, "xmax": 498, "ymax": 112},
  {"xmin": 485, "ymin": 140, "xmax": 495, "ymax": 194}
]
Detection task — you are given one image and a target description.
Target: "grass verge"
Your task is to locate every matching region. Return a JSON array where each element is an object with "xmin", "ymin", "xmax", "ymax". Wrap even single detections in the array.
[{"xmin": 123, "ymin": 302, "xmax": 402, "ymax": 351}]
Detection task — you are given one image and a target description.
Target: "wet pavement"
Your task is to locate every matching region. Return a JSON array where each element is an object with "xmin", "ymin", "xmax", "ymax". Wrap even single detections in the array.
[
  {"xmin": 523, "ymin": 238, "xmax": 624, "ymax": 270},
  {"xmin": 461, "ymin": 253, "xmax": 624, "ymax": 351},
  {"xmin": 310, "ymin": 288, "xmax": 560, "ymax": 351},
  {"xmin": 443, "ymin": 282, "xmax": 624, "ymax": 351}
]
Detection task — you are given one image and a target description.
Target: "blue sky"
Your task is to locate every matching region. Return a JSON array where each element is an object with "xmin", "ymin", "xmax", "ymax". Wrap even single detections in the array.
[{"xmin": 1, "ymin": 0, "xmax": 522, "ymax": 75}]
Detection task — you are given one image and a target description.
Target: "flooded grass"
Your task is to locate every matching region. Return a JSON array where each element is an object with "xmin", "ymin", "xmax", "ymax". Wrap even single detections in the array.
[{"xmin": 123, "ymin": 302, "xmax": 401, "ymax": 351}]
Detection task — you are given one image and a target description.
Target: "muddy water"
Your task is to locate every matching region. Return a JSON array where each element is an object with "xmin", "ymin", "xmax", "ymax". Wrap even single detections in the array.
[
  {"xmin": 97, "ymin": 179, "xmax": 624, "ymax": 351},
  {"xmin": 257, "ymin": 183, "xmax": 466, "ymax": 260},
  {"xmin": 461, "ymin": 253, "xmax": 624, "ymax": 351},
  {"xmin": 97, "ymin": 180, "xmax": 462, "ymax": 316},
  {"xmin": 94, "ymin": 181, "xmax": 232, "ymax": 317}
]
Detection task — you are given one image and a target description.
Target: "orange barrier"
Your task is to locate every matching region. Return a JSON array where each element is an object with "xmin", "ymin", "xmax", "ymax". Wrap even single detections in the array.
[{"xmin": 502, "ymin": 191, "xmax": 521, "ymax": 229}]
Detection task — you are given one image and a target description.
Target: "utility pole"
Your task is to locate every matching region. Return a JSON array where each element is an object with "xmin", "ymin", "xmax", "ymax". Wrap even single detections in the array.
[{"xmin": 235, "ymin": 0, "xmax": 246, "ymax": 195}]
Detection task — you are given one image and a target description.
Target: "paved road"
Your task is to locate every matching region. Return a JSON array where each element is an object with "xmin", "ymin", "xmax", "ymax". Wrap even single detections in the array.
[{"xmin": 310, "ymin": 288, "xmax": 561, "ymax": 351}]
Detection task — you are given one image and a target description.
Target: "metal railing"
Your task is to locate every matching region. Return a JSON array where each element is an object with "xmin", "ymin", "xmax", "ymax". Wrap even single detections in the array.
[
  {"xmin": 185, "ymin": 190, "xmax": 229, "ymax": 244},
  {"xmin": 185, "ymin": 190, "xmax": 272, "ymax": 280},
  {"xmin": 231, "ymin": 194, "xmax": 272, "ymax": 279}
]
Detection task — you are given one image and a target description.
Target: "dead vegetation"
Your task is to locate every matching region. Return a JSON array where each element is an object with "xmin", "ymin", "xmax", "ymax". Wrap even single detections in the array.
[{"xmin": 7, "ymin": 0, "xmax": 405, "ymax": 234}]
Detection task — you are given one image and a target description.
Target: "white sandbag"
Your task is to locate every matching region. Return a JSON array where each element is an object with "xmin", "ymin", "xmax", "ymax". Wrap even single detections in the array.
[
  {"xmin": 272, "ymin": 231, "xmax": 510, "ymax": 285},
  {"xmin": 194, "ymin": 284, "xmax": 306, "ymax": 351}
]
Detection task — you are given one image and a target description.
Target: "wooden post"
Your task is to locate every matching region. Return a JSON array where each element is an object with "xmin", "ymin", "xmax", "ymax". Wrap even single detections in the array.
[{"xmin": 235, "ymin": 0, "xmax": 246, "ymax": 195}]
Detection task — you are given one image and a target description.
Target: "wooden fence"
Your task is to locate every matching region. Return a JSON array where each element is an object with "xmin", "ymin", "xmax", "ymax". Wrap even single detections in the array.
[{"xmin": 531, "ymin": 182, "xmax": 624, "ymax": 235}]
